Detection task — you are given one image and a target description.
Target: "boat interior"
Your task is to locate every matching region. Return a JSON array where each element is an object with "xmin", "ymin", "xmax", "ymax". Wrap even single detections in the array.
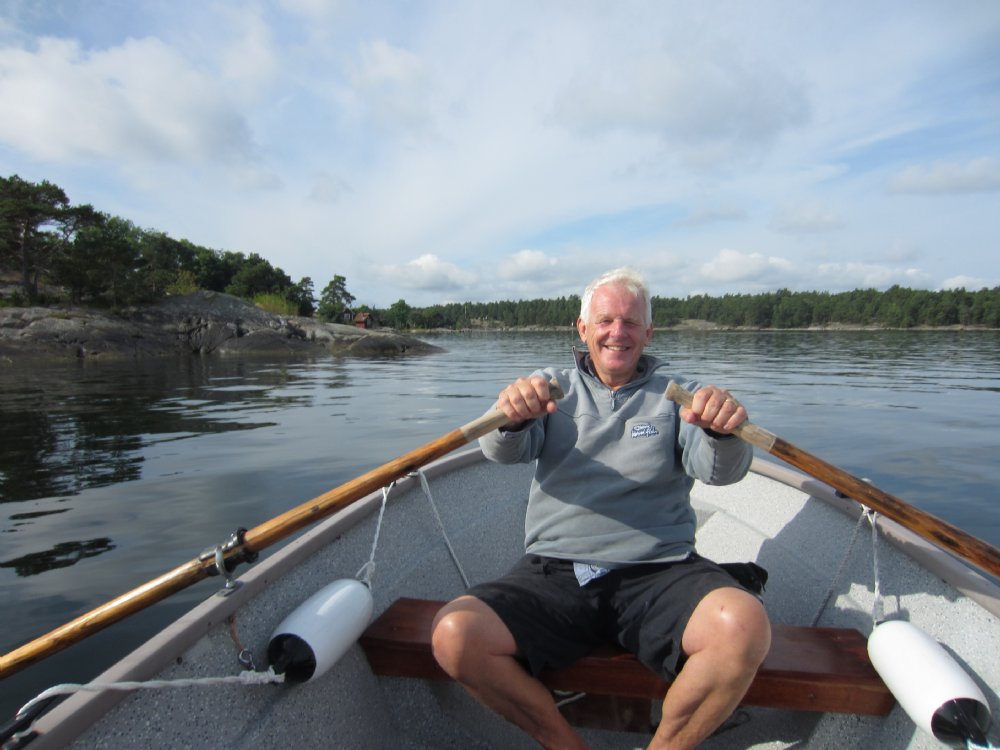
[{"xmin": 23, "ymin": 450, "xmax": 1000, "ymax": 749}]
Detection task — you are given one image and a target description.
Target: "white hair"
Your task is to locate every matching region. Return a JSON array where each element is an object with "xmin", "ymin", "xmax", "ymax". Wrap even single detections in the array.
[{"xmin": 579, "ymin": 267, "xmax": 652, "ymax": 325}]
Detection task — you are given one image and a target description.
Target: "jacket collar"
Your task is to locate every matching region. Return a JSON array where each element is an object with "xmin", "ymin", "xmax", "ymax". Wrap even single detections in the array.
[{"xmin": 572, "ymin": 347, "xmax": 663, "ymax": 390}]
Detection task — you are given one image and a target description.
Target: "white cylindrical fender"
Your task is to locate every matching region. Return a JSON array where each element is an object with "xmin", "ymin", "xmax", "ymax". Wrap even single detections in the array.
[
  {"xmin": 868, "ymin": 620, "xmax": 991, "ymax": 747},
  {"xmin": 267, "ymin": 578, "xmax": 374, "ymax": 683}
]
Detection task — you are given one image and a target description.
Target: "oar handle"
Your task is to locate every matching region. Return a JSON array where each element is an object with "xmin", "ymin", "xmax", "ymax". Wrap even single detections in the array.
[
  {"xmin": 665, "ymin": 383, "xmax": 1000, "ymax": 580},
  {"xmin": 665, "ymin": 383, "xmax": 777, "ymax": 451},
  {"xmin": 0, "ymin": 377, "xmax": 566, "ymax": 680},
  {"xmin": 458, "ymin": 377, "xmax": 565, "ymax": 441}
]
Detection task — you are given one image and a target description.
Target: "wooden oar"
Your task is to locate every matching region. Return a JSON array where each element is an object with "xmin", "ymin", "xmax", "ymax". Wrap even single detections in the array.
[
  {"xmin": 666, "ymin": 383, "xmax": 1000, "ymax": 580},
  {"xmin": 0, "ymin": 380, "xmax": 563, "ymax": 680}
]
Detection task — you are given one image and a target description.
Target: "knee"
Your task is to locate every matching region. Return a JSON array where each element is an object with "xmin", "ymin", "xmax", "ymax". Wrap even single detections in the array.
[
  {"xmin": 729, "ymin": 600, "xmax": 771, "ymax": 669},
  {"xmin": 431, "ymin": 600, "xmax": 501, "ymax": 680},
  {"xmin": 431, "ymin": 596, "xmax": 517, "ymax": 682},
  {"xmin": 686, "ymin": 589, "xmax": 772, "ymax": 671},
  {"xmin": 431, "ymin": 609, "xmax": 471, "ymax": 677}
]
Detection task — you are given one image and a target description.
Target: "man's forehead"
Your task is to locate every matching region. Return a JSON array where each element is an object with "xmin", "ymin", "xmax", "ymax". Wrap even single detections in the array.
[{"xmin": 589, "ymin": 287, "xmax": 644, "ymax": 315}]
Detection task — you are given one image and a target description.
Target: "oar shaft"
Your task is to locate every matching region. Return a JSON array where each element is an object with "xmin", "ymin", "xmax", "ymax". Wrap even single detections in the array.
[
  {"xmin": 247, "ymin": 379, "xmax": 563, "ymax": 551},
  {"xmin": 666, "ymin": 383, "xmax": 1000, "ymax": 580},
  {"xmin": 0, "ymin": 380, "xmax": 562, "ymax": 680},
  {"xmin": 244, "ymin": 409, "xmax": 511, "ymax": 550}
]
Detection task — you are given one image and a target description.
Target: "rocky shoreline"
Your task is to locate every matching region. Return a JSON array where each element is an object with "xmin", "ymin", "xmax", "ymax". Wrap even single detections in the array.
[{"xmin": 0, "ymin": 291, "xmax": 442, "ymax": 362}]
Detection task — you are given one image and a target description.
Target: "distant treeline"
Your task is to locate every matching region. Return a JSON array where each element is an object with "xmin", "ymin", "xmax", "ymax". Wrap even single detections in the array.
[
  {"xmin": 4, "ymin": 175, "xmax": 998, "ymax": 330},
  {"xmin": 392, "ymin": 285, "xmax": 1000, "ymax": 330}
]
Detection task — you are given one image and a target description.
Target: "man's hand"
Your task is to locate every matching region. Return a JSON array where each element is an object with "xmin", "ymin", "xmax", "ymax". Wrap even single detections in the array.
[
  {"xmin": 496, "ymin": 376, "xmax": 558, "ymax": 430},
  {"xmin": 679, "ymin": 385, "xmax": 747, "ymax": 435}
]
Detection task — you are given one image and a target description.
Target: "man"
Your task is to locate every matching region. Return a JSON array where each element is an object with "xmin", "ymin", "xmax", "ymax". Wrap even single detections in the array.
[{"xmin": 432, "ymin": 267, "xmax": 771, "ymax": 750}]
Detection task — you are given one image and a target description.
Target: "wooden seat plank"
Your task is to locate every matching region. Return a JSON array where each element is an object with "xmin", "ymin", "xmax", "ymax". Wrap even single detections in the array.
[{"xmin": 359, "ymin": 598, "xmax": 894, "ymax": 716}]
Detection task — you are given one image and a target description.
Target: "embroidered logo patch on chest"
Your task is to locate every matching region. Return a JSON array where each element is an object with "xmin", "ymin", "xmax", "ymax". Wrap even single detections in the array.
[{"xmin": 630, "ymin": 422, "xmax": 660, "ymax": 438}]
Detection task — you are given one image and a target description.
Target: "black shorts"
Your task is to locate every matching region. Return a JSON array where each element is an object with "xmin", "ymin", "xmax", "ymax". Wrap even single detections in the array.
[{"xmin": 466, "ymin": 553, "xmax": 760, "ymax": 681}]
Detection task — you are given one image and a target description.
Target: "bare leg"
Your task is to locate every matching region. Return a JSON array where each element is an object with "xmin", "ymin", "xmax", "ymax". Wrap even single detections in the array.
[
  {"xmin": 432, "ymin": 595, "xmax": 589, "ymax": 750},
  {"xmin": 648, "ymin": 587, "xmax": 771, "ymax": 750}
]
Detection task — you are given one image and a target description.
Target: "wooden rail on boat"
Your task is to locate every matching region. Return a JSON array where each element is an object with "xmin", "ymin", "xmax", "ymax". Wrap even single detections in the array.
[{"xmin": 360, "ymin": 597, "xmax": 894, "ymax": 730}]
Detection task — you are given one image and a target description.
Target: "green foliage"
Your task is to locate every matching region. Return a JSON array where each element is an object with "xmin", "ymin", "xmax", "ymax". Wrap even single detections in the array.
[
  {"xmin": 0, "ymin": 174, "xmax": 75, "ymax": 301},
  {"xmin": 0, "ymin": 289, "xmax": 25, "ymax": 307},
  {"xmin": 317, "ymin": 275, "xmax": 356, "ymax": 321},
  {"xmin": 0, "ymin": 174, "xmax": 329, "ymax": 314},
  {"xmin": 288, "ymin": 277, "xmax": 316, "ymax": 317},
  {"xmin": 58, "ymin": 214, "xmax": 143, "ymax": 306},
  {"xmin": 383, "ymin": 287, "xmax": 1000, "ymax": 331},
  {"xmin": 385, "ymin": 299, "xmax": 412, "ymax": 328},
  {"xmin": 166, "ymin": 269, "xmax": 199, "ymax": 296},
  {"xmin": 253, "ymin": 293, "xmax": 299, "ymax": 316}
]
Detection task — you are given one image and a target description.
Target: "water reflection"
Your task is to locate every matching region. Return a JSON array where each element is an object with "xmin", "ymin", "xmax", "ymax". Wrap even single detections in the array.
[
  {"xmin": 0, "ymin": 538, "xmax": 116, "ymax": 576},
  {"xmin": 0, "ymin": 358, "xmax": 327, "ymax": 509}
]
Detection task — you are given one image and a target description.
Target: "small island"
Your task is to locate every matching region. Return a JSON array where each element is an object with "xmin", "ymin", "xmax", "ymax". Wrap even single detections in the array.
[{"xmin": 0, "ymin": 291, "xmax": 441, "ymax": 361}]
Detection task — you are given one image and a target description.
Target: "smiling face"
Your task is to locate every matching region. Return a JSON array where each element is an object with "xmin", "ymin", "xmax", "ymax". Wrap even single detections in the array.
[{"xmin": 576, "ymin": 282, "xmax": 653, "ymax": 389}]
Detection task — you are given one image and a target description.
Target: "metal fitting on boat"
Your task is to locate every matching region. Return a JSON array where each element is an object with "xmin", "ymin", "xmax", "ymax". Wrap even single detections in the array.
[{"xmin": 200, "ymin": 527, "xmax": 260, "ymax": 592}]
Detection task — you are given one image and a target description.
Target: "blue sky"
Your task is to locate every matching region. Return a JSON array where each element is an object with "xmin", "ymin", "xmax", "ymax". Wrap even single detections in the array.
[{"xmin": 1, "ymin": 0, "xmax": 998, "ymax": 308}]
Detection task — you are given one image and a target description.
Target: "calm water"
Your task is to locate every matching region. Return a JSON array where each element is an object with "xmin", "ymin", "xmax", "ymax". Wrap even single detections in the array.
[{"xmin": 2, "ymin": 330, "xmax": 999, "ymax": 721}]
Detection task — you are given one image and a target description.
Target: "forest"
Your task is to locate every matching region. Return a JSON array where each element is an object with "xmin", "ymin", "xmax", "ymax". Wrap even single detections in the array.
[
  {"xmin": 383, "ymin": 286, "xmax": 1000, "ymax": 330},
  {"xmin": 3, "ymin": 174, "xmax": 999, "ymax": 330}
]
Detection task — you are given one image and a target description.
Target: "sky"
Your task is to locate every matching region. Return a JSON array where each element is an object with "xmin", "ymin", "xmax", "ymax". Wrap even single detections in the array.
[{"xmin": 1, "ymin": 1, "xmax": 998, "ymax": 309}]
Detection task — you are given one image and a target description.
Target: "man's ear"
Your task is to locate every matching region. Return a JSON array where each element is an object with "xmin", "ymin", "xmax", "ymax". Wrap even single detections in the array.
[{"xmin": 576, "ymin": 317, "xmax": 587, "ymax": 341}]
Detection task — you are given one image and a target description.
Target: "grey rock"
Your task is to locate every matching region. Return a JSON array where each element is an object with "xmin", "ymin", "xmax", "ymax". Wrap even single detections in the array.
[{"xmin": 0, "ymin": 291, "xmax": 442, "ymax": 361}]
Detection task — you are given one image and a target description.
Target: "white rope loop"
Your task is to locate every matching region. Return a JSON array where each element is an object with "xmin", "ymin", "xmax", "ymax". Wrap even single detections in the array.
[
  {"xmin": 809, "ymin": 503, "xmax": 884, "ymax": 627},
  {"xmin": 13, "ymin": 668, "xmax": 284, "ymax": 744},
  {"xmin": 866, "ymin": 508, "xmax": 884, "ymax": 625},
  {"xmin": 356, "ymin": 482, "xmax": 394, "ymax": 588}
]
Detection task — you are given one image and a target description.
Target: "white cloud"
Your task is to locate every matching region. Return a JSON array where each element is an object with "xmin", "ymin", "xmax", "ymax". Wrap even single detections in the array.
[
  {"xmin": 941, "ymin": 275, "xmax": 991, "ymax": 291},
  {"xmin": 680, "ymin": 206, "xmax": 748, "ymax": 227},
  {"xmin": 0, "ymin": 36, "xmax": 257, "ymax": 166},
  {"xmin": 699, "ymin": 249, "xmax": 793, "ymax": 284},
  {"xmin": 816, "ymin": 262, "xmax": 930, "ymax": 290},
  {"xmin": 214, "ymin": 7, "xmax": 279, "ymax": 97},
  {"xmin": 887, "ymin": 157, "xmax": 1000, "ymax": 194},
  {"xmin": 349, "ymin": 39, "xmax": 431, "ymax": 134},
  {"xmin": 279, "ymin": 0, "xmax": 343, "ymax": 20},
  {"xmin": 551, "ymin": 46, "xmax": 809, "ymax": 167},
  {"xmin": 498, "ymin": 250, "xmax": 558, "ymax": 280},
  {"xmin": 374, "ymin": 254, "xmax": 477, "ymax": 292},
  {"xmin": 770, "ymin": 204, "xmax": 846, "ymax": 234},
  {"xmin": 307, "ymin": 173, "xmax": 352, "ymax": 204}
]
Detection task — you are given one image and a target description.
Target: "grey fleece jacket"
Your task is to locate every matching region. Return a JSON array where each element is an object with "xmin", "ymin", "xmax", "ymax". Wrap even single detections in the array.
[{"xmin": 479, "ymin": 351, "xmax": 753, "ymax": 565}]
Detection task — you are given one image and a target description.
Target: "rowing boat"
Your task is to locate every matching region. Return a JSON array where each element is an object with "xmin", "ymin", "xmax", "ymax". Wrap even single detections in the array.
[{"xmin": 7, "ymin": 441, "xmax": 998, "ymax": 749}]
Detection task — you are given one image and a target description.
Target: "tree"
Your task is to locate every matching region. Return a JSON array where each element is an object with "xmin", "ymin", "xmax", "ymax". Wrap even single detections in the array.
[
  {"xmin": 224, "ymin": 252, "xmax": 292, "ymax": 299},
  {"xmin": 137, "ymin": 231, "xmax": 194, "ymax": 300},
  {"xmin": 317, "ymin": 275, "xmax": 356, "ymax": 321},
  {"xmin": 0, "ymin": 175, "xmax": 71, "ymax": 300},
  {"xmin": 385, "ymin": 299, "xmax": 412, "ymax": 329},
  {"xmin": 192, "ymin": 246, "xmax": 241, "ymax": 292},
  {"xmin": 62, "ymin": 215, "xmax": 142, "ymax": 306},
  {"xmin": 288, "ymin": 277, "xmax": 316, "ymax": 316}
]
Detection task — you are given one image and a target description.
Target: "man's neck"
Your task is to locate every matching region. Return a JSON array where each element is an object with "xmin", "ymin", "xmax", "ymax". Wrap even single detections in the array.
[{"xmin": 582, "ymin": 353, "xmax": 646, "ymax": 390}]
